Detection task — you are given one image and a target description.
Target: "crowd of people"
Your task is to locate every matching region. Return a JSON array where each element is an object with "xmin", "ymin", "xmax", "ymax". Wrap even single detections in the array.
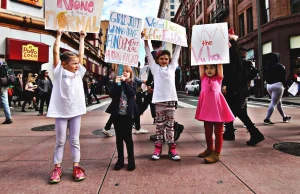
[{"xmin": 0, "ymin": 28, "xmax": 293, "ymax": 184}]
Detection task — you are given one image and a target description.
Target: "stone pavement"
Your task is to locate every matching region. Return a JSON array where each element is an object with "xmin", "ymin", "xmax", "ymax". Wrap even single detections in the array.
[{"xmin": 0, "ymin": 102, "xmax": 300, "ymax": 193}]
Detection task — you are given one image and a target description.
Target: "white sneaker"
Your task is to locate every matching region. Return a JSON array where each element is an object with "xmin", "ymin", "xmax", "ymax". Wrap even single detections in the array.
[
  {"xmin": 134, "ymin": 128, "xmax": 148, "ymax": 134},
  {"xmin": 101, "ymin": 128, "xmax": 113, "ymax": 137}
]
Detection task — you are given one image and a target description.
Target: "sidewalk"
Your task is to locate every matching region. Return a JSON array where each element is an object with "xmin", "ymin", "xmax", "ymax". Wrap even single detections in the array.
[{"xmin": 0, "ymin": 104, "xmax": 300, "ymax": 193}]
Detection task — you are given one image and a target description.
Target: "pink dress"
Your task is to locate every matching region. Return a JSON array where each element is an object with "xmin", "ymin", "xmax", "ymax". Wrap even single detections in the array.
[{"xmin": 195, "ymin": 74, "xmax": 235, "ymax": 122}]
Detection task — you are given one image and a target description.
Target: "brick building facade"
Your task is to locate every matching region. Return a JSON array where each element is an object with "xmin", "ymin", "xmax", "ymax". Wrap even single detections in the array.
[{"xmin": 174, "ymin": 0, "xmax": 300, "ymax": 86}]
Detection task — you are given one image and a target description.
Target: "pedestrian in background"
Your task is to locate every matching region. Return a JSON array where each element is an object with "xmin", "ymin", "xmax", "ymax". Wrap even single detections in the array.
[
  {"xmin": 87, "ymin": 73, "xmax": 100, "ymax": 104},
  {"xmin": 106, "ymin": 65, "xmax": 138, "ymax": 171},
  {"xmin": 0, "ymin": 61, "xmax": 13, "ymax": 124},
  {"xmin": 21, "ymin": 75, "xmax": 38, "ymax": 112},
  {"xmin": 195, "ymin": 64, "xmax": 234, "ymax": 163},
  {"xmin": 37, "ymin": 70, "xmax": 52, "ymax": 116},
  {"xmin": 263, "ymin": 52, "xmax": 291, "ymax": 124},
  {"xmin": 13, "ymin": 74, "xmax": 23, "ymax": 106},
  {"xmin": 47, "ymin": 29, "xmax": 87, "ymax": 183}
]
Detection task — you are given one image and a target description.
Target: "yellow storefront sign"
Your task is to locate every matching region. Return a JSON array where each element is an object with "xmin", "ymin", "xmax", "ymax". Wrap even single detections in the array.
[{"xmin": 22, "ymin": 44, "xmax": 38, "ymax": 61}]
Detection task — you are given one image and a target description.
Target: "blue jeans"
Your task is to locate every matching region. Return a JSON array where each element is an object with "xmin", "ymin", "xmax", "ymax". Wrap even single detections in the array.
[{"xmin": 1, "ymin": 87, "xmax": 12, "ymax": 120}]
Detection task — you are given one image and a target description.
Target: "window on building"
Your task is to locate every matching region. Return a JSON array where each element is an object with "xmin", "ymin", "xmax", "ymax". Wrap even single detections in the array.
[
  {"xmin": 291, "ymin": 0, "xmax": 300, "ymax": 14},
  {"xmin": 170, "ymin": 0, "xmax": 175, "ymax": 3},
  {"xmin": 247, "ymin": 7, "xmax": 253, "ymax": 33},
  {"xmin": 171, "ymin": 11, "xmax": 175, "ymax": 16},
  {"xmin": 261, "ymin": 0, "xmax": 270, "ymax": 24},
  {"xmin": 239, "ymin": 13, "xmax": 245, "ymax": 37},
  {"xmin": 196, "ymin": 1, "xmax": 202, "ymax": 17},
  {"xmin": 207, "ymin": 0, "xmax": 212, "ymax": 6},
  {"xmin": 170, "ymin": 5, "xmax": 175, "ymax": 9}
]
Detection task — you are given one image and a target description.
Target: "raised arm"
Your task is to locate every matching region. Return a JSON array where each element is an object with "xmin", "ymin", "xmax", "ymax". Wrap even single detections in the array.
[
  {"xmin": 78, "ymin": 30, "xmax": 86, "ymax": 65},
  {"xmin": 53, "ymin": 29, "xmax": 62, "ymax": 68},
  {"xmin": 199, "ymin": 65, "xmax": 205, "ymax": 78},
  {"xmin": 141, "ymin": 32, "xmax": 155, "ymax": 66},
  {"xmin": 217, "ymin": 64, "xmax": 223, "ymax": 77},
  {"xmin": 170, "ymin": 45, "xmax": 181, "ymax": 68}
]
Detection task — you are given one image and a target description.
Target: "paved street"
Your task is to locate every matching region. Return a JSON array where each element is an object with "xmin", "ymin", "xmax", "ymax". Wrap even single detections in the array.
[{"xmin": 1, "ymin": 94, "xmax": 300, "ymax": 193}]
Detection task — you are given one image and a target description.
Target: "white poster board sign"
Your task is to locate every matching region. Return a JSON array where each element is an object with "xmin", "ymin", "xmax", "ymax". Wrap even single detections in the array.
[
  {"xmin": 45, "ymin": 0, "xmax": 104, "ymax": 33},
  {"xmin": 191, "ymin": 23, "xmax": 229, "ymax": 65},
  {"xmin": 143, "ymin": 17, "xmax": 187, "ymax": 47},
  {"xmin": 104, "ymin": 11, "xmax": 142, "ymax": 67},
  {"xmin": 288, "ymin": 82, "xmax": 299, "ymax": 96}
]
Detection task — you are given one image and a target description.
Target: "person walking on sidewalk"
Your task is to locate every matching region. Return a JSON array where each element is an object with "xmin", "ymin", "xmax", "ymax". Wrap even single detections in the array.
[
  {"xmin": 87, "ymin": 73, "xmax": 100, "ymax": 104},
  {"xmin": 263, "ymin": 52, "xmax": 291, "ymax": 124},
  {"xmin": 106, "ymin": 65, "xmax": 138, "ymax": 171},
  {"xmin": 222, "ymin": 28, "xmax": 265, "ymax": 146},
  {"xmin": 21, "ymin": 75, "xmax": 38, "ymax": 112},
  {"xmin": 0, "ymin": 61, "xmax": 13, "ymax": 124},
  {"xmin": 37, "ymin": 70, "xmax": 52, "ymax": 116},
  {"xmin": 195, "ymin": 64, "xmax": 234, "ymax": 163},
  {"xmin": 143, "ymin": 32, "xmax": 181, "ymax": 161},
  {"xmin": 47, "ymin": 29, "xmax": 87, "ymax": 183}
]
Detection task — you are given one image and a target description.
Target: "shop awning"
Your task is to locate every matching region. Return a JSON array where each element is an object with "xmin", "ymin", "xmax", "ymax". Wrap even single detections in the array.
[{"xmin": 6, "ymin": 38, "xmax": 49, "ymax": 63}]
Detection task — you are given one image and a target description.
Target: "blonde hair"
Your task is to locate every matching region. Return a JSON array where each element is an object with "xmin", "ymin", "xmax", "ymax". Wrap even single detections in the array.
[{"xmin": 116, "ymin": 65, "xmax": 134, "ymax": 80}]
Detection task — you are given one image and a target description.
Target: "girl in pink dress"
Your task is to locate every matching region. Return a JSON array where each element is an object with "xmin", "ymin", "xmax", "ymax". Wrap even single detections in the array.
[{"xmin": 195, "ymin": 64, "xmax": 234, "ymax": 163}]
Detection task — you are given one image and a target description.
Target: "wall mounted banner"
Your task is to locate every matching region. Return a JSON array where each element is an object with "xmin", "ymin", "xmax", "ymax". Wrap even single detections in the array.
[
  {"xmin": 143, "ymin": 17, "xmax": 187, "ymax": 47},
  {"xmin": 191, "ymin": 23, "xmax": 229, "ymax": 65},
  {"xmin": 104, "ymin": 11, "xmax": 142, "ymax": 67},
  {"xmin": 45, "ymin": 0, "xmax": 104, "ymax": 33},
  {"xmin": 11, "ymin": 0, "xmax": 43, "ymax": 8}
]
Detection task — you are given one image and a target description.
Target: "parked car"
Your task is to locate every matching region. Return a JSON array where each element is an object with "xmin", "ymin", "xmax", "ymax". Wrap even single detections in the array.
[{"xmin": 185, "ymin": 80, "xmax": 200, "ymax": 95}]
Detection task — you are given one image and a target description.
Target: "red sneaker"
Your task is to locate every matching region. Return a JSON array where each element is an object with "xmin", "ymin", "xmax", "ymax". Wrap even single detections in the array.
[
  {"xmin": 72, "ymin": 166, "xmax": 85, "ymax": 181},
  {"xmin": 49, "ymin": 167, "xmax": 62, "ymax": 183}
]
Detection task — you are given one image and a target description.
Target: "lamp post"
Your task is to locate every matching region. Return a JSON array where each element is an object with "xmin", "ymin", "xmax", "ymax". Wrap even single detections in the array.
[{"xmin": 256, "ymin": 0, "xmax": 264, "ymax": 97}]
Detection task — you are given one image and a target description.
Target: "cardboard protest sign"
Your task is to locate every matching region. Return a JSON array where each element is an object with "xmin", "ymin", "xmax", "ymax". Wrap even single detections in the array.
[
  {"xmin": 45, "ymin": 0, "xmax": 104, "ymax": 33},
  {"xmin": 143, "ymin": 17, "xmax": 187, "ymax": 47},
  {"xmin": 105, "ymin": 11, "xmax": 142, "ymax": 67},
  {"xmin": 191, "ymin": 23, "xmax": 229, "ymax": 65}
]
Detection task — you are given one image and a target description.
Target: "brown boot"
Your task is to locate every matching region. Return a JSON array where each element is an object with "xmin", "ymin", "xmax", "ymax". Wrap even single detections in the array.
[
  {"xmin": 204, "ymin": 151, "xmax": 220, "ymax": 164},
  {"xmin": 198, "ymin": 149, "xmax": 213, "ymax": 158}
]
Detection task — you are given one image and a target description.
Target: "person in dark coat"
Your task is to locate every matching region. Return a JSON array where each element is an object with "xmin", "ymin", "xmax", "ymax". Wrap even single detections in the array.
[
  {"xmin": 105, "ymin": 65, "xmax": 138, "ymax": 171},
  {"xmin": 222, "ymin": 29, "xmax": 264, "ymax": 146},
  {"xmin": 37, "ymin": 70, "xmax": 53, "ymax": 116}
]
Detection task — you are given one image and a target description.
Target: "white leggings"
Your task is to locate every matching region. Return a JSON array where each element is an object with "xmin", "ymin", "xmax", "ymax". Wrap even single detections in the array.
[
  {"xmin": 265, "ymin": 82, "xmax": 286, "ymax": 119},
  {"xmin": 53, "ymin": 116, "xmax": 81, "ymax": 164}
]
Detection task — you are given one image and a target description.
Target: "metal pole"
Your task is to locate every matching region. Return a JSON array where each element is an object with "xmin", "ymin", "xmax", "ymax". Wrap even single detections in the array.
[{"xmin": 256, "ymin": 0, "xmax": 264, "ymax": 97}]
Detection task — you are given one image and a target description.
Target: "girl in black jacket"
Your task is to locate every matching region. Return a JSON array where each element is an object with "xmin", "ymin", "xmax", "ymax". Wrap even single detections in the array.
[{"xmin": 106, "ymin": 65, "xmax": 139, "ymax": 171}]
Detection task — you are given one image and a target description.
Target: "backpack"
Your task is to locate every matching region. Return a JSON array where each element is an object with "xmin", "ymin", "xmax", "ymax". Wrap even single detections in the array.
[{"xmin": 0, "ymin": 62, "xmax": 16, "ymax": 87}]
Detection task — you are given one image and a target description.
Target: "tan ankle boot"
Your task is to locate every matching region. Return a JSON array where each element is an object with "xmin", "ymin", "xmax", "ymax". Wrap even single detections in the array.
[
  {"xmin": 198, "ymin": 149, "xmax": 213, "ymax": 158},
  {"xmin": 204, "ymin": 151, "xmax": 220, "ymax": 163}
]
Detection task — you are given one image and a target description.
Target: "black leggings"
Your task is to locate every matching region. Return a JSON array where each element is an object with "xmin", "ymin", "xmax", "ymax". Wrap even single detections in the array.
[
  {"xmin": 39, "ymin": 93, "xmax": 51, "ymax": 114},
  {"xmin": 112, "ymin": 115, "xmax": 134, "ymax": 160}
]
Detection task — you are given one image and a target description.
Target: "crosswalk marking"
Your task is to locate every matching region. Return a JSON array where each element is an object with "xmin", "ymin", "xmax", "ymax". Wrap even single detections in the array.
[
  {"xmin": 177, "ymin": 101, "xmax": 197, "ymax": 108},
  {"xmin": 87, "ymin": 100, "xmax": 112, "ymax": 111}
]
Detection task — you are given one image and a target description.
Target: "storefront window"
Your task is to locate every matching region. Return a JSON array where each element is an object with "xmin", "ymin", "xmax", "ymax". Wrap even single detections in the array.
[{"xmin": 291, "ymin": 0, "xmax": 300, "ymax": 14}]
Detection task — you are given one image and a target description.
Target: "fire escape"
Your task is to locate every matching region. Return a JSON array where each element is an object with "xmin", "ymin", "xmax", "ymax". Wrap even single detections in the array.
[{"xmin": 211, "ymin": 0, "xmax": 229, "ymax": 23}]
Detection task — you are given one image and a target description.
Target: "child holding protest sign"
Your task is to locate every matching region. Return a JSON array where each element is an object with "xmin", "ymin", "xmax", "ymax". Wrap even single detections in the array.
[
  {"xmin": 142, "ymin": 32, "xmax": 181, "ymax": 161},
  {"xmin": 195, "ymin": 64, "xmax": 234, "ymax": 163},
  {"xmin": 47, "ymin": 29, "xmax": 87, "ymax": 183}
]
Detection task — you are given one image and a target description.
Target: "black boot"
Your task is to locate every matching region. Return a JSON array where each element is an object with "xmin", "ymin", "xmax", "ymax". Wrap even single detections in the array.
[
  {"xmin": 114, "ymin": 159, "xmax": 124, "ymax": 170},
  {"xmin": 223, "ymin": 128, "xmax": 236, "ymax": 140},
  {"xmin": 127, "ymin": 157, "xmax": 135, "ymax": 171},
  {"xmin": 174, "ymin": 122, "xmax": 184, "ymax": 142},
  {"xmin": 246, "ymin": 127, "xmax": 265, "ymax": 146}
]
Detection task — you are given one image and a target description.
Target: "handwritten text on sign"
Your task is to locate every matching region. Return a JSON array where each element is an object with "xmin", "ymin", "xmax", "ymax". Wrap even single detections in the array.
[
  {"xmin": 191, "ymin": 23, "xmax": 229, "ymax": 65},
  {"xmin": 105, "ymin": 11, "xmax": 142, "ymax": 67},
  {"xmin": 143, "ymin": 17, "xmax": 187, "ymax": 47},
  {"xmin": 45, "ymin": 0, "xmax": 104, "ymax": 33}
]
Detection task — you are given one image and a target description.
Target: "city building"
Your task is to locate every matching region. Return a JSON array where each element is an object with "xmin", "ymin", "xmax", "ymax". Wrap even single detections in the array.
[
  {"xmin": 0, "ymin": 0, "xmax": 106, "ymax": 80},
  {"xmin": 174, "ymin": 0, "xmax": 300, "ymax": 85}
]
